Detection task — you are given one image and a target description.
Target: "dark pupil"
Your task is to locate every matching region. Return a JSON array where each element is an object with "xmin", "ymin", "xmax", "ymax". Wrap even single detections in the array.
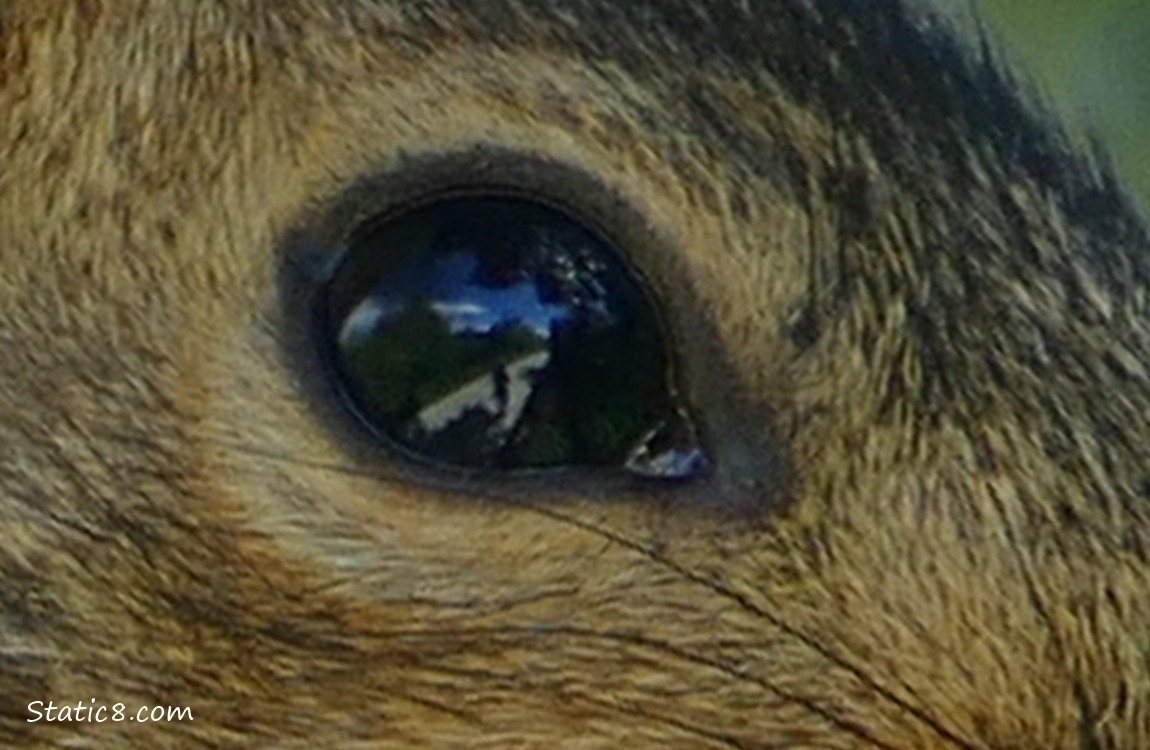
[{"xmin": 321, "ymin": 196, "xmax": 706, "ymax": 479}]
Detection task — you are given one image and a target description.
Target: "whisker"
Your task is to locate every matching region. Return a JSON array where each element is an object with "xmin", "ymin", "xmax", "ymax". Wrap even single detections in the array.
[{"xmin": 522, "ymin": 503, "xmax": 981, "ymax": 750}]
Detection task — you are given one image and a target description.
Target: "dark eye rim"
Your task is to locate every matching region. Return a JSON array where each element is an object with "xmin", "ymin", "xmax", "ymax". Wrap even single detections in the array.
[
  {"xmin": 310, "ymin": 185, "xmax": 709, "ymax": 481},
  {"xmin": 269, "ymin": 144, "xmax": 734, "ymax": 494}
]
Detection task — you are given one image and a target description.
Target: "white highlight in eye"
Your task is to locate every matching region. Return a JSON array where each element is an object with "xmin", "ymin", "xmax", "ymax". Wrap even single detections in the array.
[
  {"xmin": 415, "ymin": 350, "xmax": 551, "ymax": 434},
  {"xmin": 339, "ymin": 297, "xmax": 396, "ymax": 347}
]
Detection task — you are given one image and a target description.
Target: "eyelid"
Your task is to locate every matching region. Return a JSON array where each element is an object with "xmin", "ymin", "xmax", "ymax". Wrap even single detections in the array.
[
  {"xmin": 274, "ymin": 145, "xmax": 783, "ymax": 508},
  {"xmin": 275, "ymin": 146, "xmax": 718, "ymax": 487},
  {"xmin": 283, "ymin": 146, "xmax": 662, "ymax": 284}
]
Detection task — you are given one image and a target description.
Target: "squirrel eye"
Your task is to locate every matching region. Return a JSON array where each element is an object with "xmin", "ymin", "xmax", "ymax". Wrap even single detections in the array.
[{"xmin": 319, "ymin": 195, "xmax": 708, "ymax": 480}]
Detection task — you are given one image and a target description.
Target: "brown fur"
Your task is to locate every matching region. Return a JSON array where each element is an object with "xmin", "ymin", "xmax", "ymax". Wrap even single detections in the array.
[{"xmin": 3, "ymin": 1, "xmax": 1150, "ymax": 747}]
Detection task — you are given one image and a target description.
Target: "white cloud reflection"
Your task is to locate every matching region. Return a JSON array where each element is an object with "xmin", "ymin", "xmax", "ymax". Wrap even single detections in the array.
[{"xmin": 430, "ymin": 301, "xmax": 490, "ymax": 321}]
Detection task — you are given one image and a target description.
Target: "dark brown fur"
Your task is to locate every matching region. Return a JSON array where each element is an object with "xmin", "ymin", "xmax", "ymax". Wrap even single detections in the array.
[{"xmin": 2, "ymin": 1, "xmax": 1150, "ymax": 747}]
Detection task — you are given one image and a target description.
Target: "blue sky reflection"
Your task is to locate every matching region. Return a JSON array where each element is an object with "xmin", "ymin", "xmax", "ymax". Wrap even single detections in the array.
[{"xmin": 339, "ymin": 250, "xmax": 572, "ymax": 348}]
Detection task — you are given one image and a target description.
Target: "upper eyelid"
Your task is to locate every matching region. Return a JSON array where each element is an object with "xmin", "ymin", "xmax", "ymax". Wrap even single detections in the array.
[{"xmin": 281, "ymin": 146, "xmax": 665, "ymax": 286}]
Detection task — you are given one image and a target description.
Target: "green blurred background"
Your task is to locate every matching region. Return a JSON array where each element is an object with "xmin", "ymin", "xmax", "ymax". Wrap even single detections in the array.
[{"xmin": 947, "ymin": 0, "xmax": 1148, "ymax": 211}]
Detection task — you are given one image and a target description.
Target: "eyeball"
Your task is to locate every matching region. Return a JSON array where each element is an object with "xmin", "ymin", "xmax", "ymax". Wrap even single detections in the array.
[{"xmin": 319, "ymin": 195, "xmax": 708, "ymax": 480}]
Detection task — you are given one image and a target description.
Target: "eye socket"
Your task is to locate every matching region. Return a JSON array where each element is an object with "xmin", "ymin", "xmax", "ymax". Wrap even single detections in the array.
[{"xmin": 318, "ymin": 194, "xmax": 708, "ymax": 480}]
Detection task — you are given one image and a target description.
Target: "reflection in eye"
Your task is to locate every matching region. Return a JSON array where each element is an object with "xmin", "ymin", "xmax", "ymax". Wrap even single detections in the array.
[{"xmin": 320, "ymin": 196, "xmax": 708, "ymax": 479}]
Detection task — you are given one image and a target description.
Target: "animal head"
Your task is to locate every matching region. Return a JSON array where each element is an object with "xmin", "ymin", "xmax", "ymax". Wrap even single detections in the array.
[{"xmin": 2, "ymin": 2, "xmax": 1149, "ymax": 747}]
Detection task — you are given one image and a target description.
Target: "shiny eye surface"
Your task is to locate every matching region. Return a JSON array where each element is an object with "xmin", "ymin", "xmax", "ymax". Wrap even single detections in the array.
[{"xmin": 319, "ymin": 195, "xmax": 708, "ymax": 480}]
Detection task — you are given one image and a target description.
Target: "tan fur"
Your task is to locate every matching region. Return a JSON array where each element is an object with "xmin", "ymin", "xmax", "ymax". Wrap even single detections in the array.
[{"xmin": 2, "ymin": 2, "xmax": 1150, "ymax": 747}]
